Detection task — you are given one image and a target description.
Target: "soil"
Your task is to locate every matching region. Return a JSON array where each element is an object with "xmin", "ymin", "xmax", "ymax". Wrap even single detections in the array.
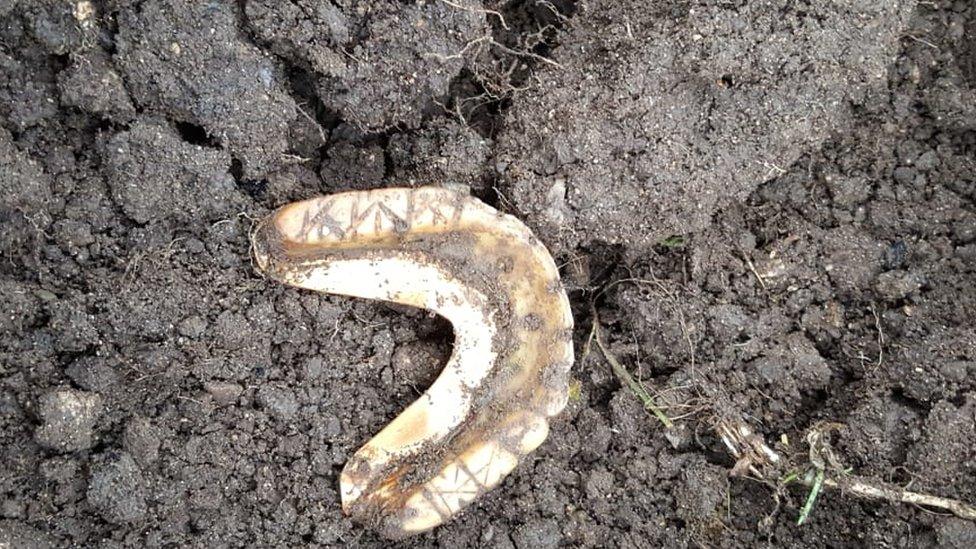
[{"xmin": 1, "ymin": 0, "xmax": 975, "ymax": 548}]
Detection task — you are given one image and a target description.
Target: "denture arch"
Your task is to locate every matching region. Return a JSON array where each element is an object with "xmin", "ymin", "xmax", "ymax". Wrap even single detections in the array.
[{"xmin": 250, "ymin": 186, "xmax": 574, "ymax": 538}]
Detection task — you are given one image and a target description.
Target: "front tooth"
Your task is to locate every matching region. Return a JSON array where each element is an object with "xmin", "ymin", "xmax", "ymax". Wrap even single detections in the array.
[{"xmin": 251, "ymin": 186, "xmax": 574, "ymax": 538}]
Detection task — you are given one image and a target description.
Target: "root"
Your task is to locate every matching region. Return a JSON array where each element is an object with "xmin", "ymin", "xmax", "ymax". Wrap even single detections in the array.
[
  {"xmin": 591, "ymin": 278, "xmax": 976, "ymax": 523},
  {"xmin": 870, "ymin": 303, "xmax": 885, "ymax": 370},
  {"xmin": 439, "ymin": 0, "xmax": 510, "ymax": 30},
  {"xmin": 714, "ymin": 417, "xmax": 780, "ymax": 479},
  {"xmin": 824, "ymin": 477, "xmax": 976, "ymax": 522},
  {"xmin": 425, "ymin": 1, "xmax": 570, "ymax": 126},
  {"xmin": 719, "ymin": 418, "xmax": 976, "ymax": 523},
  {"xmin": 820, "ymin": 476, "xmax": 976, "ymax": 520}
]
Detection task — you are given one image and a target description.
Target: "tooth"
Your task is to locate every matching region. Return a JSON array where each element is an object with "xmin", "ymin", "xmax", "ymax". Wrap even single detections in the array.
[{"xmin": 251, "ymin": 187, "xmax": 574, "ymax": 538}]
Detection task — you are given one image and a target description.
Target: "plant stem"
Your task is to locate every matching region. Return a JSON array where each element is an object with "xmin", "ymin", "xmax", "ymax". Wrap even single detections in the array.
[{"xmin": 591, "ymin": 317, "xmax": 673, "ymax": 428}]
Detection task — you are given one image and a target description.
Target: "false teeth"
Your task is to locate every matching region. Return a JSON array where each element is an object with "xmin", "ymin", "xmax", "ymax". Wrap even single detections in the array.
[{"xmin": 251, "ymin": 186, "xmax": 574, "ymax": 538}]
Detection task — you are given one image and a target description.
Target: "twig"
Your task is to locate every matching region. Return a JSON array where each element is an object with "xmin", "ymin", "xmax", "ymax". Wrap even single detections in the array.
[
  {"xmin": 590, "ymin": 309, "xmax": 672, "ymax": 428},
  {"xmin": 295, "ymin": 103, "xmax": 327, "ymax": 144},
  {"xmin": 905, "ymin": 34, "xmax": 939, "ymax": 50},
  {"xmin": 581, "ymin": 314, "xmax": 597, "ymax": 362},
  {"xmin": 742, "ymin": 254, "xmax": 768, "ymax": 290}
]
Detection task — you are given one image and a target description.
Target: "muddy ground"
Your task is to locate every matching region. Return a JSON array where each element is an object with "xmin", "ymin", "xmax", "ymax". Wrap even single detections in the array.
[{"xmin": 1, "ymin": 0, "xmax": 975, "ymax": 547}]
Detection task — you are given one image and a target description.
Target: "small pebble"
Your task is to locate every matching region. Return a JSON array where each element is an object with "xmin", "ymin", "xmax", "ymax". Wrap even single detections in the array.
[
  {"xmin": 204, "ymin": 381, "xmax": 243, "ymax": 406},
  {"xmin": 303, "ymin": 357, "xmax": 324, "ymax": 381}
]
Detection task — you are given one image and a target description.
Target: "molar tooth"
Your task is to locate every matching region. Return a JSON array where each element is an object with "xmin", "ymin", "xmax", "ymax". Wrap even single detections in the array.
[{"xmin": 251, "ymin": 186, "xmax": 574, "ymax": 538}]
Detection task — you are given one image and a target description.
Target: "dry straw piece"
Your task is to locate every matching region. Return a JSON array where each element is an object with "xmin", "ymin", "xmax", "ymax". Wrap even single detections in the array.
[{"xmin": 251, "ymin": 186, "xmax": 574, "ymax": 538}]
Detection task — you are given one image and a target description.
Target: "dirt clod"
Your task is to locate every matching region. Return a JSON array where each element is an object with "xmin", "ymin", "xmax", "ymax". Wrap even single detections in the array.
[
  {"xmin": 937, "ymin": 517, "xmax": 976, "ymax": 549},
  {"xmin": 246, "ymin": 0, "xmax": 488, "ymax": 130},
  {"xmin": 256, "ymin": 385, "xmax": 299, "ymax": 421},
  {"xmin": 115, "ymin": 0, "xmax": 298, "ymax": 177},
  {"xmin": 123, "ymin": 417, "xmax": 161, "ymax": 467},
  {"xmin": 103, "ymin": 120, "xmax": 242, "ymax": 226},
  {"xmin": 496, "ymin": 0, "xmax": 915, "ymax": 254},
  {"xmin": 674, "ymin": 458, "xmax": 726, "ymax": 534},
  {"xmin": 57, "ymin": 53, "xmax": 136, "ymax": 122},
  {"xmin": 875, "ymin": 270, "xmax": 925, "ymax": 301},
  {"xmin": 86, "ymin": 452, "xmax": 148, "ymax": 524},
  {"xmin": 33, "ymin": 389, "xmax": 102, "ymax": 453},
  {"xmin": 0, "ymin": 520, "xmax": 54, "ymax": 548},
  {"xmin": 512, "ymin": 517, "xmax": 561, "ymax": 549}
]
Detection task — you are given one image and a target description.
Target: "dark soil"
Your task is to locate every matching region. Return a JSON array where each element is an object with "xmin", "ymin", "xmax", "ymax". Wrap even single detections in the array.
[{"xmin": 1, "ymin": 0, "xmax": 975, "ymax": 547}]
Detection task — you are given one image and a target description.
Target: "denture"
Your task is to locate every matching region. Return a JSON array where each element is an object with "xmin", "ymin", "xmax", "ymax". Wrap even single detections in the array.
[{"xmin": 250, "ymin": 186, "xmax": 574, "ymax": 538}]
